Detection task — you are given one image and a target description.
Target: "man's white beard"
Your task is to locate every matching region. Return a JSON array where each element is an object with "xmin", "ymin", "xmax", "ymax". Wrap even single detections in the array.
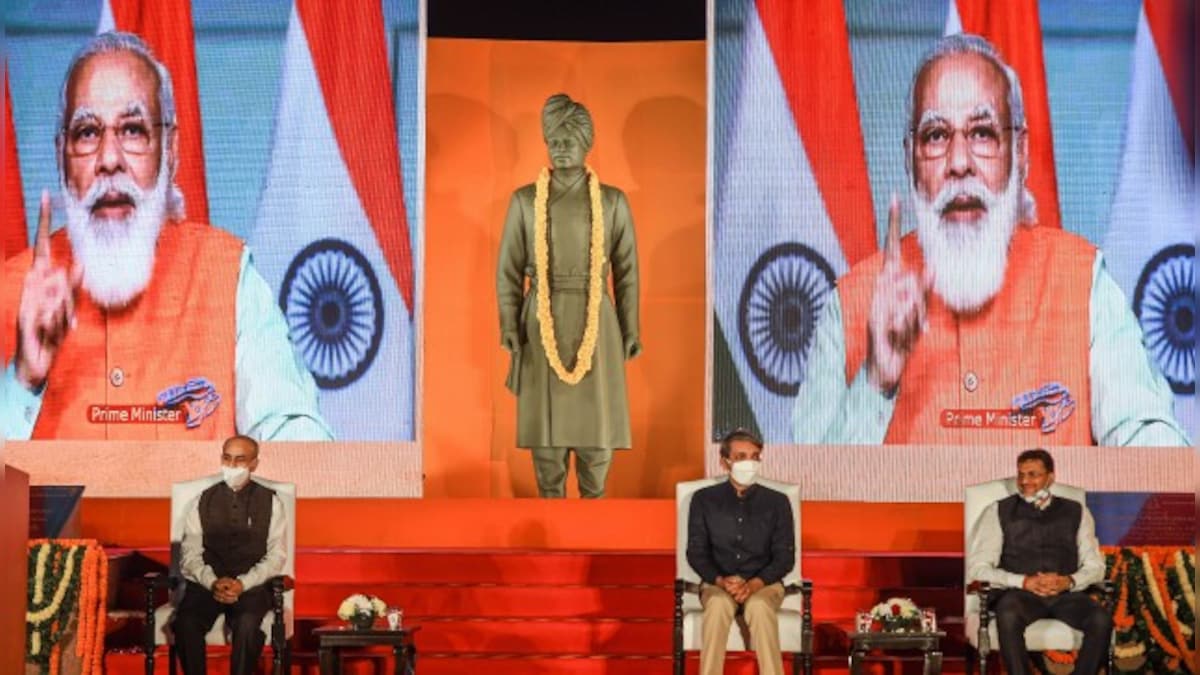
[
  {"xmin": 64, "ymin": 169, "xmax": 167, "ymax": 309},
  {"xmin": 913, "ymin": 167, "xmax": 1021, "ymax": 314}
]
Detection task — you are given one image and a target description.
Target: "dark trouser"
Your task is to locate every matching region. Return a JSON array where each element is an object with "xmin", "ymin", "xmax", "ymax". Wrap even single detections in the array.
[
  {"xmin": 175, "ymin": 581, "xmax": 273, "ymax": 675},
  {"xmin": 993, "ymin": 589, "xmax": 1112, "ymax": 675},
  {"xmin": 531, "ymin": 447, "xmax": 612, "ymax": 498}
]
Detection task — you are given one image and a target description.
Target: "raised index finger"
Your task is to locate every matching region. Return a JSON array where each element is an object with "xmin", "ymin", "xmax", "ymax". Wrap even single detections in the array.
[
  {"xmin": 34, "ymin": 189, "xmax": 52, "ymax": 263},
  {"xmin": 884, "ymin": 192, "xmax": 902, "ymax": 265}
]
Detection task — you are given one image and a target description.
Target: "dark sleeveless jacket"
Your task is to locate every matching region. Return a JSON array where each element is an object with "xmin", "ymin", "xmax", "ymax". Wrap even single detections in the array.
[
  {"xmin": 997, "ymin": 493, "xmax": 1081, "ymax": 576},
  {"xmin": 199, "ymin": 480, "xmax": 275, "ymax": 579}
]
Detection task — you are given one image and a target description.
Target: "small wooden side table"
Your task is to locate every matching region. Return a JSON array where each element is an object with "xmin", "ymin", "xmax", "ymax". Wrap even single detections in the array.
[
  {"xmin": 314, "ymin": 624, "xmax": 420, "ymax": 675},
  {"xmin": 849, "ymin": 630, "xmax": 945, "ymax": 675}
]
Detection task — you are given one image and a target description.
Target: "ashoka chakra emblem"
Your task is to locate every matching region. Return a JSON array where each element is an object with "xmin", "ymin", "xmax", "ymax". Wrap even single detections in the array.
[
  {"xmin": 1133, "ymin": 243, "xmax": 1195, "ymax": 395},
  {"xmin": 279, "ymin": 238, "xmax": 384, "ymax": 390},
  {"xmin": 738, "ymin": 243, "xmax": 836, "ymax": 396}
]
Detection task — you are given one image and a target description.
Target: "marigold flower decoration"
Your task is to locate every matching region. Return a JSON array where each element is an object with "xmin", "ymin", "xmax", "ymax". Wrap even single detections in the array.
[
  {"xmin": 532, "ymin": 166, "xmax": 606, "ymax": 385},
  {"xmin": 25, "ymin": 539, "xmax": 108, "ymax": 675}
]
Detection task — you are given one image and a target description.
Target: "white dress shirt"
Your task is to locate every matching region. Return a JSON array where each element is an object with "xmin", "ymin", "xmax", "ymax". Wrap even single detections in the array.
[{"xmin": 179, "ymin": 484, "xmax": 287, "ymax": 592}]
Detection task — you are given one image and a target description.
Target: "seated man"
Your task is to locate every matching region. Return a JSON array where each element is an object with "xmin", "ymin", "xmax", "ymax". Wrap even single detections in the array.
[
  {"xmin": 686, "ymin": 429, "xmax": 795, "ymax": 675},
  {"xmin": 968, "ymin": 448, "xmax": 1111, "ymax": 674},
  {"xmin": 176, "ymin": 435, "xmax": 287, "ymax": 675}
]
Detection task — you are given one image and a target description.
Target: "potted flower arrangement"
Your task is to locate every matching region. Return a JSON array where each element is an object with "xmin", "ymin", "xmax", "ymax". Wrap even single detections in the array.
[
  {"xmin": 337, "ymin": 593, "xmax": 387, "ymax": 630},
  {"xmin": 869, "ymin": 596, "xmax": 922, "ymax": 632}
]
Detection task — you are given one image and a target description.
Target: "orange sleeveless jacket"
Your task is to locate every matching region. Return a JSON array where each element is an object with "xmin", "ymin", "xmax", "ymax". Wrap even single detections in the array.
[
  {"xmin": 2, "ymin": 221, "xmax": 242, "ymax": 440},
  {"xmin": 836, "ymin": 225, "xmax": 1096, "ymax": 445}
]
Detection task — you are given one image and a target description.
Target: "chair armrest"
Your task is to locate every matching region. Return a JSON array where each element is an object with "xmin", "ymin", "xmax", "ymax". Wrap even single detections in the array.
[
  {"xmin": 782, "ymin": 579, "xmax": 812, "ymax": 596},
  {"xmin": 967, "ymin": 581, "xmax": 994, "ymax": 655},
  {"xmin": 1091, "ymin": 579, "xmax": 1115, "ymax": 610},
  {"xmin": 142, "ymin": 572, "xmax": 177, "ymax": 655},
  {"xmin": 268, "ymin": 575, "xmax": 295, "ymax": 593},
  {"xmin": 142, "ymin": 570, "xmax": 180, "ymax": 589},
  {"xmin": 786, "ymin": 580, "xmax": 814, "ymax": 655},
  {"xmin": 675, "ymin": 579, "xmax": 701, "ymax": 596},
  {"xmin": 269, "ymin": 576, "xmax": 293, "ymax": 650},
  {"xmin": 965, "ymin": 580, "xmax": 991, "ymax": 596}
]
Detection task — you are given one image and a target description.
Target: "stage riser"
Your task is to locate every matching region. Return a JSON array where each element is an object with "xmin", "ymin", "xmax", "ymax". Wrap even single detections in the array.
[
  {"xmin": 105, "ymin": 651, "xmax": 971, "ymax": 675},
  {"xmin": 123, "ymin": 547, "xmax": 963, "ymax": 588},
  {"xmin": 288, "ymin": 617, "xmax": 966, "ymax": 655},
  {"xmin": 119, "ymin": 578, "xmax": 964, "ymax": 619},
  {"xmin": 280, "ymin": 584, "xmax": 963, "ymax": 620},
  {"xmin": 105, "ymin": 548, "xmax": 970, "ymax": 674},
  {"xmin": 117, "ymin": 583, "xmax": 966, "ymax": 624}
]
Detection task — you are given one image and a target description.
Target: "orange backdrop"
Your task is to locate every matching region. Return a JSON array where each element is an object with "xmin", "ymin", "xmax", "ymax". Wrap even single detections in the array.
[{"xmin": 424, "ymin": 39, "xmax": 707, "ymax": 498}]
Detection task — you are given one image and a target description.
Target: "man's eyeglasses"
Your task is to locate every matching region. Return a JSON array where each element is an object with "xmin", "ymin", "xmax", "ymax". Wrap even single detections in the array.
[
  {"xmin": 910, "ymin": 122, "xmax": 1021, "ymax": 160},
  {"xmin": 62, "ymin": 119, "xmax": 171, "ymax": 157}
]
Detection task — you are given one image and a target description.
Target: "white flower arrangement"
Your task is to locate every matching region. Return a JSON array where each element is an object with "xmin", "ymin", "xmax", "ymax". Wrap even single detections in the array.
[
  {"xmin": 337, "ymin": 593, "xmax": 388, "ymax": 621},
  {"xmin": 869, "ymin": 596, "xmax": 922, "ymax": 632}
]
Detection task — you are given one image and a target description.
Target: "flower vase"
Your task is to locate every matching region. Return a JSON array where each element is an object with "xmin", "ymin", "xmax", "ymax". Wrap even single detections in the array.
[{"xmin": 348, "ymin": 611, "xmax": 376, "ymax": 630}]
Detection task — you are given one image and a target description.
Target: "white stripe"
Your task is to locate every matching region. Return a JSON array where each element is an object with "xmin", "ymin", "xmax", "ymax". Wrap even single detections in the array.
[
  {"xmin": 943, "ymin": 0, "xmax": 963, "ymax": 35},
  {"xmin": 1103, "ymin": 6, "xmax": 1194, "ymax": 433},
  {"xmin": 97, "ymin": 0, "xmax": 116, "ymax": 34}
]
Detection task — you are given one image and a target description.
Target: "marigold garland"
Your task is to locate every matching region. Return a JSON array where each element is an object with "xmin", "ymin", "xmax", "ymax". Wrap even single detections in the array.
[
  {"xmin": 1043, "ymin": 547, "xmax": 1194, "ymax": 673},
  {"xmin": 1100, "ymin": 546, "xmax": 1195, "ymax": 674},
  {"xmin": 532, "ymin": 165, "xmax": 606, "ymax": 385},
  {"xmin": 1175, "ymin": 551, "xmax": 1195, "ymax": 613},
  {"xmin": 25, "ymin": 539, "xmax": 108, "ymax": 675}
]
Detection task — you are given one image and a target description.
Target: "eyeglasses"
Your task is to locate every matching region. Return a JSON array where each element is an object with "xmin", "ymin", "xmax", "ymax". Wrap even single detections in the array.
[
  {"xmin": 910, "ymin": 122, "xmax": 1021, "ymax": 160},
  {"xmin": 62, "ymin": 119, "xmax": 171, "ymax": 157}
]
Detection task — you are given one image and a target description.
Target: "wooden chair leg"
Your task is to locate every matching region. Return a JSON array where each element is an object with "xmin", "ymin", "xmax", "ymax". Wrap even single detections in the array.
[{"xmin": 672, "ymin": 580, "xmax": 685, "ymax": 675}]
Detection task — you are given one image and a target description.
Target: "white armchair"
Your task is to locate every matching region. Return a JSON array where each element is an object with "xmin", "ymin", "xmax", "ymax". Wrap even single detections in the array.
[
  {"xmin": 963, "ymin": 478, "xmax": 1113, "ymax": 674},
  {"xmin": 673, "ymin": 477, "xmax": 813, "ymax": 675},
  {"xmin": 143, "ymin": 475, "xmax": 296, "ymax": 675}
]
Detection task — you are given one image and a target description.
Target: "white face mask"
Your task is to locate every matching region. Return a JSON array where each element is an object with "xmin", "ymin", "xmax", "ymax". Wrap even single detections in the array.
[
  {"xmin": 221, "ymin": 465, "xmax": 250, "ymax": 490},
  {"xmin": 1023, "ymin": 488, "xmax": 1052, "ymax": 510},
  {"xmin": 729, "ymin": 459, "xmax": 761, "ymax": 487}
]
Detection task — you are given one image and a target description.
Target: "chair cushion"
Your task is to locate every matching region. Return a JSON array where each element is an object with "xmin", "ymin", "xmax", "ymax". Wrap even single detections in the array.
[
  {"xmin": 683, "ymin": 607, "xmax": 805, "ymax": 652},
  {"xmin": 153, "ymin": 602, "xmax": 294, "ymax": 646},
  {"xmin": 682, "ymin": 591, "xmax": 806, "ymax": 652},
  {"xmin": 966, "ymin": 613, "xmax": 1083, "ymax": 652}
]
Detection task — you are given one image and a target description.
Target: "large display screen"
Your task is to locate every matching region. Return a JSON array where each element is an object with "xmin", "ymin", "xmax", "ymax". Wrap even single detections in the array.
[
  {"xmin": 4, "ymin": 0, "xmax": 422, "ymax": 495},
  {"xmin": 711, "ymin": 0, "xmax": 1193, "ymax": 451}
]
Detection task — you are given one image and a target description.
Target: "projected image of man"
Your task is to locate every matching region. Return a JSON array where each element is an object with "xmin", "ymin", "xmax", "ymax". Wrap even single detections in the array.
[
  {"xmin": 1, "ymin": 32, "xmax": 332, "ymax": 441},
  {"xmin": 791, "ymin": 33, "xmax": 1187, "ymax": 447}
]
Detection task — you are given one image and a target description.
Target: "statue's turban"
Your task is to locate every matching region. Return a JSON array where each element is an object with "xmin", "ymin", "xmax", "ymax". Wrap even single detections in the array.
[{"xmin": 541, "ymin": 93, "xmax": 594, "ymax": 151}]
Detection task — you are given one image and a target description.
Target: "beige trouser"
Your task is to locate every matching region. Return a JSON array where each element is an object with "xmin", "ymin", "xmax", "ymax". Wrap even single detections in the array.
[
  {"xmin": 700, "ymin": 581, "xmax": 785, "ymax": 675},
  {"xmin": 531, "ymin": 447, "xmax": 612, "ymax": 498}
]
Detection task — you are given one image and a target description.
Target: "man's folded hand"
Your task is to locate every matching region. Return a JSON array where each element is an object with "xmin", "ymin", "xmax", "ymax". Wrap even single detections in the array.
[
  {"xmin": 733, "ymin": 577, "xmax": 765, "ymax": 603},
  {"xmin": 212, "ymin": 577, "xmax": 244, "ymax": 604}
]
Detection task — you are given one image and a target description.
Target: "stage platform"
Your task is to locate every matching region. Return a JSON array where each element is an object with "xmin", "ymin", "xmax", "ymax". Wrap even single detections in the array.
[{"xmin": 91, "ymin": 498, "xmax": 975, "ymax": 674}]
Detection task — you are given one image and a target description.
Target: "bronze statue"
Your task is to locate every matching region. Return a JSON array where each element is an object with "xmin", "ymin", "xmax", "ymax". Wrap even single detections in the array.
[{"xmin": 497, "ymin": 93, "xmax": 641, "ymax": 498}]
